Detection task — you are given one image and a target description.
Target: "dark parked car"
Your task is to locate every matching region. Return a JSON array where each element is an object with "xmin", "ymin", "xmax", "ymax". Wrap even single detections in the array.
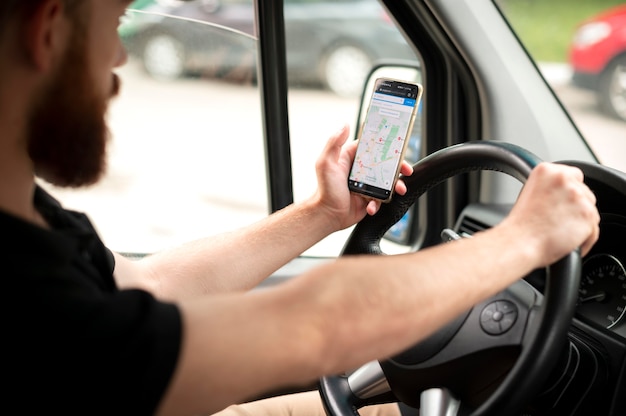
[
  {"xmin": 569, "ymin": 4, "xmax": 626, "ymax": 121},
  {"xmin": 121, "ymin": 0, "xmax": 418, "ymax": 96}
]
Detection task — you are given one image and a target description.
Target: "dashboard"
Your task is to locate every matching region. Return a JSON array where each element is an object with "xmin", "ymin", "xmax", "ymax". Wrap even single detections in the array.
[
  {"xmin": 453, "ymin": 160, "xmax": 626, "ymax": 415},
  {"xmin": 568, "ymin": 160, "xmax": 626, "ymax": 339},
  {"xmin": 456, "ymin": 160, "xmax": 626, "ymax": 340}
]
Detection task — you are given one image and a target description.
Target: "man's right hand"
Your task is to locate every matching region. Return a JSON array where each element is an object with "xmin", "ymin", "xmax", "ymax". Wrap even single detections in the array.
[{"xmin": 502, "ymin": 162, "xmax": 600, "ymax": 268}]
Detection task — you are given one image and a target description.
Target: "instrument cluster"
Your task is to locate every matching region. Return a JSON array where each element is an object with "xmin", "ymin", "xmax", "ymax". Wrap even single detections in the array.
[{"xmin": 576, "ymin": 214, "xmax": 626, "ymax": 338}]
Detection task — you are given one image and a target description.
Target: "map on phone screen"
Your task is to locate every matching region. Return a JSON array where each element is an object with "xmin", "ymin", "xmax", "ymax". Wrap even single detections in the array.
[{"xmin": 349, "ymin": 78, "xmax": 421, "ymax": 201}]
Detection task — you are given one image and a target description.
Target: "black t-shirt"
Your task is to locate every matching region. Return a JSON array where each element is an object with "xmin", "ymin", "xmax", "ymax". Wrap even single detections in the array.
[{"xmin": 4, "ymin": 187, "xmax": 182, "ymax": 415}]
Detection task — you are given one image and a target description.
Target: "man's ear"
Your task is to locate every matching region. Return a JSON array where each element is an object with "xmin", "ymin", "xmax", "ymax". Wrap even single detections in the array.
[{"xmin": 22, "ymin": 0, "xmax": 68, "ymax": 72}]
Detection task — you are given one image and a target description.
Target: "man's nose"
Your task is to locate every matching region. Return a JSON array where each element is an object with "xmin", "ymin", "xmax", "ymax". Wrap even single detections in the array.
[{"xmin": 115, "ymin": 45, "xmax": 128, "ymax": 68}]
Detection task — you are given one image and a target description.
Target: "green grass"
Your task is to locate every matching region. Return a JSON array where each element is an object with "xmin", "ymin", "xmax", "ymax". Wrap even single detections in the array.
[{"xmin": 496, "ymin": 0, "xmax": 623, "ymax": 62}]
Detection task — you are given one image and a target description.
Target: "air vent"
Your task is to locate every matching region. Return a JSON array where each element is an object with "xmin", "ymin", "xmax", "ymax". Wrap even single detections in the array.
[
  {"xmin": 456, "ymin": 216, "xmax": 489, "ymax": 237},
  {"xmin": 453, "ymin": 204, "xmax": 512, "ymax": 238}
]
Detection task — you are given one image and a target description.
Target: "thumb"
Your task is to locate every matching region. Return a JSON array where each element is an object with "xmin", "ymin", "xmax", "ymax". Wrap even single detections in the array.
[{"xmin": 324, "ymin": 124, "xmax": 350, "ymax": 160}]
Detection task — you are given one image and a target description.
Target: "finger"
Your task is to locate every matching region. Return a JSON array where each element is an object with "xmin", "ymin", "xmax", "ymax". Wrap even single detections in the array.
[
  {"xmin": 581, "ymin": 200, "xmax": 601, "ymax": 257},
  {"xmin": 333, "ymin": 124, "xmax": 350, "ymax": 147},
  {"xmin": 583, "ymin": 184, "xmax": 597, "ymax": 207},
  {"xmin": 400, "ymin": 161, "xmax": 413, "ymax": 177},
  {"xmin": 343, "ymin": 135, "xmax": 359, "ymax": 162},
  {"xmin": 322, "ymin": 124, "xmax": 350, "ymax": 160},
  {"xmin": 567, "ymin": 165, "xmax": 585, "ymax": 182},
  {"xmin": 366, "ymin": 200, "xmax": 380, "ymax": 216},
  {"xmin": 395, "ymin": 179, "xmax": 408, "ymax": 196},
  {"xmin": 580, "ymin": 230, "xmax": 599, "ymax": 257}
]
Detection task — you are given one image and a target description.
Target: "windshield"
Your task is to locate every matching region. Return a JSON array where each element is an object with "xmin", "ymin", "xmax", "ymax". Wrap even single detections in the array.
[{"xmin": 495, "ymin": 0, "xmax": 626, "ymax": 172}]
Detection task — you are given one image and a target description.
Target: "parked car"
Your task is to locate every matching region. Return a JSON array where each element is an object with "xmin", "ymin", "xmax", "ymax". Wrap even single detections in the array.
[
  {"xmin": 120, "ymin": 0, "xmax": 418, "ymax": 96},
  {"xmin": 569, "ymin": 4, "xmax": 626, "ymax": 121}
]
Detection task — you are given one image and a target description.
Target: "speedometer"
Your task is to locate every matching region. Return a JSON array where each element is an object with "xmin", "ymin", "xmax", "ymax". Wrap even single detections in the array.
[{"xmin": 577, "ymin": 254, "xmax": 626, "ymax": 330}]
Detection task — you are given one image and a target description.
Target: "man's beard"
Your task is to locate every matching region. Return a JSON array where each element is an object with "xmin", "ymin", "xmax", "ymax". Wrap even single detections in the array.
[{"xmin": 27, "ymin": 35, "xmax": 120, "ymax": 188}]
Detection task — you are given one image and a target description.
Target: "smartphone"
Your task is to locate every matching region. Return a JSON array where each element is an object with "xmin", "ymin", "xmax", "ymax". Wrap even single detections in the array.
[{"xmin": 348, "ymin": 78, "xmax": 423, "ymax": 202}]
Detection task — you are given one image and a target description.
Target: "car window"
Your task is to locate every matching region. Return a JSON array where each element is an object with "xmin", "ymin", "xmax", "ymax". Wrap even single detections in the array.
[
  {"xmin": 43, "ymin": 1, "xmax": 266, "ymax": 255},
  {"xmin": 40, "ymin": 0, "xmax": 421, "ymax": 257},
  {"xmin": 283, "ymin": 0, "xmax": 421, "ymax": 255},
  {"xmin": 494, "ymin": 0, "xmax": 626, "ymax": 173}
]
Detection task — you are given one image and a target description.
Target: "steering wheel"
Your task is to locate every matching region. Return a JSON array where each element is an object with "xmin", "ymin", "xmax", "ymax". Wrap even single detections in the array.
[{"xmin": 320, "ymin": 142, "xmax": 581, "ymax": 416}]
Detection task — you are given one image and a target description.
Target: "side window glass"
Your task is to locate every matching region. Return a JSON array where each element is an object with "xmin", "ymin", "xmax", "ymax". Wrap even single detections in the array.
[
  {"xmin": 44, "ymin": 0, "xmax": 268, "ymax": 254},
  {"xmin": 284, "ymin": 0, "xmax": 423, "ymax": 256},
  {"xmin": 46, "ymin": 0, "xmax": 423, "ymax": 257},
  {"xmin": 495, "ymin": 0, "xmax": 625, "ymax": 172}
]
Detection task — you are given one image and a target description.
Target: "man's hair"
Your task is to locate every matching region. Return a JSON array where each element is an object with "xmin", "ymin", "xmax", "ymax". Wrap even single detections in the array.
[
  {"xmin": 0, "ymin": 0, "xmax": 82, "ymax": 30},
  {"xmin": 0, "ymin": 1, "xmax": 38, "ymax": 24}
]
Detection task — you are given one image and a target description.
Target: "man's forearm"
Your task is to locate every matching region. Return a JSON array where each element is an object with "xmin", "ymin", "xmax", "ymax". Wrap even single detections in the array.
[{"xmin": 130, "ymin": 196, "xmax": 340, "ymax": 300}]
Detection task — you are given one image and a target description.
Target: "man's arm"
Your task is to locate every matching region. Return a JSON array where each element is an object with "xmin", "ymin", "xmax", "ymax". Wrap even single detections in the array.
[
  {"xmin": 112, "ymin": 196, "xmax": 341, "ymax": 298},
  {"xmin": 155, "ymin": 162, "xmax": 600, "ymax": 416},
  {"xmin": 112, "ymin": 125, "xmax": 413, "ymax": 300}
]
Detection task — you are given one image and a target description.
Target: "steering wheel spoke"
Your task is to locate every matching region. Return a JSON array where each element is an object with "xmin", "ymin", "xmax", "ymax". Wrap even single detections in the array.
[
  {"xmin": 420, "ymin": 388, "xmax": 461, "ymax": 416},
  {"xmin": 348, "ymin": 361, "xmax": 392, "ymax": 400},
  {"xmin": 320, "ymin": 361, "xmax": 396, "ymax": 415},
  {"xmin": 382, "ymin": 279, "xmax": 542, "ymax": 410}
]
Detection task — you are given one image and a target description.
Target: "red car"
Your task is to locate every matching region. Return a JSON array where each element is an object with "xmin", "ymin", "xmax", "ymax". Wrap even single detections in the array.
[{"xmin": 569, "ymin": 5, "xmax": 626, "ymax": 121}]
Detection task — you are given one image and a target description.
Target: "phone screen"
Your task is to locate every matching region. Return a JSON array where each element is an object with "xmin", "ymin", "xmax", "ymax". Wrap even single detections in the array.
[{"xmin": 348, "ymin": 78, "xmax": 423, "ymax": 202}]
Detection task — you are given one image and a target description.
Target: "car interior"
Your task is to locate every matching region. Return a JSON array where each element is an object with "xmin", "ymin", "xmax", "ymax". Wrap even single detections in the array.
[{"xmin": 46, "ymin": 0, "xmax": 625, "ymax": 414}]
